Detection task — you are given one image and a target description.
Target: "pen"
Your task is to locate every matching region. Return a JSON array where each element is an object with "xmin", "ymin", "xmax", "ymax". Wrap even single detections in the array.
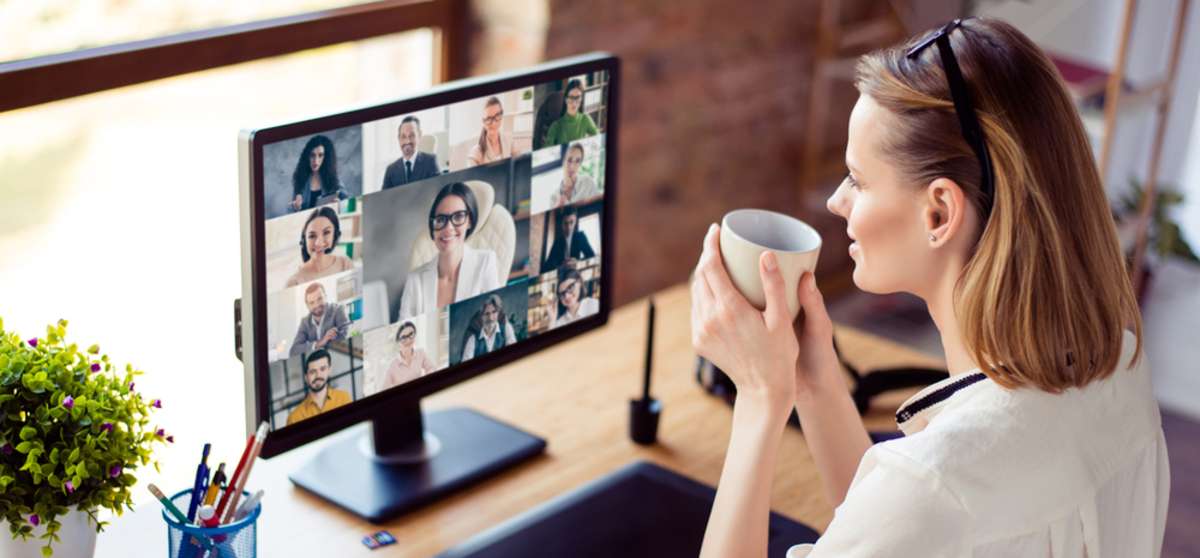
[
  {"xmin": 234, "ymin": 489, "xmax": 265, "ymax": 521},
  {"xmin": 214, "ymin": 433, "xmax": 255, "ymax": 521},
  {"xmin": 148, "ymin": 483, "xmax": 189, "ymax": 524},
  {"xmin": 203, "ymin": 463, "xmax": 226, "ymax": 507},
  {"xmin": 187, "ymin": 443, "xmax": 211, "ymax": 522},
  {"xmin": 221, "ymin": 422, "xmax": 269, "ymax": 524}
]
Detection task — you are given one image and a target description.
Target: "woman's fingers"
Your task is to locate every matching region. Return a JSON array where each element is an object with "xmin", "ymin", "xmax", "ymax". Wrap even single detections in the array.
[
  {"xmin": 796, "ymin": 273, "xmax": 832, "ymax": 337},
  {"xmin": 699, "ymin": 224, "xmax": 746, "ymax": 311},
  {"xmin": 758, "ymin": 251, "xmax": 790, "ymax": 331}
]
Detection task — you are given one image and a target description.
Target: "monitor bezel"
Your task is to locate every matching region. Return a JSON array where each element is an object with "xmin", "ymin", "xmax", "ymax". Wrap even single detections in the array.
[{"xmin": 239, "ymin": 53, "xmax": 620, "ymax": 458}]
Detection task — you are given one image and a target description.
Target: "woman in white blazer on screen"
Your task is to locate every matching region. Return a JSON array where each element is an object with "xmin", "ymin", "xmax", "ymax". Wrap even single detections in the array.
[
  {"xmin": 399, "ymin": 183, "xmax": 500, "ymax": 319},
  {"xmin": 692, "ymin": 18, "xmax": 1167, "ymax": 557}
]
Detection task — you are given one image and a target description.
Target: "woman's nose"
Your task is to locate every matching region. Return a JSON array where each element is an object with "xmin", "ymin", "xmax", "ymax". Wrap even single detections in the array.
[{"xmin": 826, "ymin": 185, "xmax": 846, "ymax": 218}]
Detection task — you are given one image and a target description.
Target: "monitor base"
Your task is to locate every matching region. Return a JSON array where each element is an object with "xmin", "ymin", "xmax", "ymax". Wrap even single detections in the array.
[{"xmin": 289, "ymin": 407, "xmax": 546, "ymax": 523}]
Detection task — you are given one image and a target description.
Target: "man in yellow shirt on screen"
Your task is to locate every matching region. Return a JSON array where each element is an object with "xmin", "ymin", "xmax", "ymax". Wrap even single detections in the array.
[{"xmin": 287, "ymin": 349, "xmax": 352, "ymax": 425}]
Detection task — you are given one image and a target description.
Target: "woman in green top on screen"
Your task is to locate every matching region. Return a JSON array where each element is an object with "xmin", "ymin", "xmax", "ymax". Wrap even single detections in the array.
[{"xmin": 543, "ymin": 79, "xmax": 598, "ymax": 146}]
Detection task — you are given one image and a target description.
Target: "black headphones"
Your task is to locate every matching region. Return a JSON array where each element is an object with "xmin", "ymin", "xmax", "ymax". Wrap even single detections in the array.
[{"xmin": 299, "ymin": 206, "xmax": 343, "ymax": 262}]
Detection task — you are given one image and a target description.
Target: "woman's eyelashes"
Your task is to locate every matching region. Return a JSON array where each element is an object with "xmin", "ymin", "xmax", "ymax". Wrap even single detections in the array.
[{"xmin": 844, "ymin": 173, "xmax": 862, "ymax": 190}]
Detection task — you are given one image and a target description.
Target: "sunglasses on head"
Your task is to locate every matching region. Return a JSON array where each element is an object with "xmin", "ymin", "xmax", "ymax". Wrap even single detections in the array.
[{"xmin": 905, "ymin": 18, "xmax": 995, "ymax": 216}]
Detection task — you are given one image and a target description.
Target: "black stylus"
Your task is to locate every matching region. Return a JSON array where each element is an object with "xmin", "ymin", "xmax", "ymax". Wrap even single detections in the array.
[{"xmin": 641, "ymin": 298, "xmax": 655, "ymax": 401}]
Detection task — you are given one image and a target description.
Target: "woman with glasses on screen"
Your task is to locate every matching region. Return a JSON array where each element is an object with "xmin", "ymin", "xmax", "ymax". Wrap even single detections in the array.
[
  {"xmin": 290, "ymin": 134, "xmax": 348, "ymax": 212},
  {"xmin": 286, "ymin": 206, "xmax": 354, "ymax": 288},
  {"xmin": 548, "ymin": 143, "xmax": 599, "ymax": 209},
  {"xmin": 543, "ymin": 79, "xmax": 598, "ymax": 146},
  {"xmin": 466, "ymin": 97, "xmax": 523, "ymax": 167},
  {"xmin": 399, "ymin": 183, "xmax": 501, "ymax": 318},
  {"xmin": 692, "ymin": 19, "xmax": 1167, "ymax": 557},
  {"xmin": 380, "ymin": 321, "xmax": 435, "ymax": 389},
  {"xmin": 553, "ymin": 268, "xmax": 597, "ymax": 328}
]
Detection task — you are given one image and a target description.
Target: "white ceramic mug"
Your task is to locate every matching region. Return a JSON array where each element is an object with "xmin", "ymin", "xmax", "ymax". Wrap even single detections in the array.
[{"xmin": 719, "ymin": 209, "xmax": 822, "ymax": 319}]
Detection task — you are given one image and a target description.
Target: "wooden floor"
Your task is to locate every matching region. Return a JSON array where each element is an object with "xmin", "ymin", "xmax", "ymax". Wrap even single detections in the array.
[{"xmin": 1163, "ymin": 409, "xmax": 1200, "ymax": 558}]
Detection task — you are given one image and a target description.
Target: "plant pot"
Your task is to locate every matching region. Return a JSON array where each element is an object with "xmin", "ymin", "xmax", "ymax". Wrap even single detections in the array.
[{"xmin": 0, "ymin": 508, "xmax": 98, "ymax": 558}]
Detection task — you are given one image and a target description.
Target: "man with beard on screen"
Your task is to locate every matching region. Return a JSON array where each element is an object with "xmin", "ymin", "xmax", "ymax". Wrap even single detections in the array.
[
  {"xmin": 287, "ymin": 349, "xmax": 352, "ymax": 425},
  {"xmin": 290, "ymin": 283, "xmax": 350, "ymax": 358}
]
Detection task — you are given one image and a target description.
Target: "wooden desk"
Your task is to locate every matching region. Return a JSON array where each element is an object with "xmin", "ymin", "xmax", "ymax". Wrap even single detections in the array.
[{"xmin": 96, "ymin": 284, "xmax": 942, "ymax": 557}]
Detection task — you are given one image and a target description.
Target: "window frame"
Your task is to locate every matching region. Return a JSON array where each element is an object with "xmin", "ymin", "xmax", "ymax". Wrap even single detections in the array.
[{"xmin": 0, "ymin": 0, "xmax": 466, "ymax": 113}]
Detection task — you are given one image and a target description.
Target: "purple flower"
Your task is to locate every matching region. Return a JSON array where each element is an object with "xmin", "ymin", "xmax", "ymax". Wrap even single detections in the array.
[
  {"xmin": 109, "ymin": 464, "xmax": 122, "ymax": 478},
  {"xmin": 28, "ymin": 514, "xmax": 39, "ymax": 527},
  {"xmin": 166, "ymin": 435, "xmax": 175, "ymax": 443},
  {"xmin": 27, "ymin": 338, "xmax": 37, "ymax": 347},
  {"xmin": 62, "ymin": 395, "xmax": 74, "ymax": 409},
  {"xmin": 151, "ymin": 399, "xmax": 162, "ymax": 409},
  {"xmin": 90, "ymin": 363, "xmax": 101, "ymax": 373},
  {"xmin": 155, "ymin": 428, "xmax": 165, "ymax": 438},
  {"xmin": 128, "ymin": 382, "xmax": 135, "ymax": 392},
  {"xmin": 101, "ymin": 422, "xmax": 114, "ymax": 433},
  {"xmin": 65, "ymin": 481, "xmax": 75, "ymax": 494},
  {"xmin": 1, "ymin": 443, "xmax": 12, "ymax": 455}
]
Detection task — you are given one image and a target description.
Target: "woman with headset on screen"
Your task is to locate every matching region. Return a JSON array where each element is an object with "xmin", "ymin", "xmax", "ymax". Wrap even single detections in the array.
[
  {"xmin": 285, "ymin": 206, "xmax": 354, "ymax": 288},
  {"xmin": 693, "ymin": 18, "xmax": 1167, "ymax": 557},
  {"xmin": 399, "ymin": 183, "xmax": 501, "ymax": 318},
  {"xmin": 290, "ymin": 134, "xmax": 348, "ymax": 212}
]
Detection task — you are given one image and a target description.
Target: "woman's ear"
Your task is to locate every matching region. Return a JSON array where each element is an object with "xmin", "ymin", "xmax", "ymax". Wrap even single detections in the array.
[{"xmin": 924, "ymin": 177, "xmax": 967, "ymax": 246}]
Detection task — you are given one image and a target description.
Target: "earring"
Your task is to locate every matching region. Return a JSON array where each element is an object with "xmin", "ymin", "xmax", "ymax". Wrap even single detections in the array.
[{"xmin": 929, "ymin": 233, "xmax": 937, "ymax": 242}]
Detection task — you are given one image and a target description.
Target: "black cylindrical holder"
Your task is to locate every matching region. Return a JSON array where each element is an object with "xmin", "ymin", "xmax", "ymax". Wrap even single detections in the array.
[{"xmin": 629, "ymin": 397, "xmax": 662, "ymax": 445}]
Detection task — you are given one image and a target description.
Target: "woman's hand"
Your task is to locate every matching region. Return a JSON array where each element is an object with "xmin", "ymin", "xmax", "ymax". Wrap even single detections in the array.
[
  {"xmin": 291, "ymin": 195, "xmax": 303, "ymax": 210},
  {"xmin": 790, "ymin": 271, "xmax": 841, "ymax": 402},
  {"xmin": 691, "ymin": 224, "xmax": 797, "ymax": 414}
]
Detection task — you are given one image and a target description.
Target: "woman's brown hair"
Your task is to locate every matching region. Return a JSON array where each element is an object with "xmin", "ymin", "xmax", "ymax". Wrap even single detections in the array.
[{"xmin": 855, "ymin": 18, "xmax": 1142, "ymax": 392}]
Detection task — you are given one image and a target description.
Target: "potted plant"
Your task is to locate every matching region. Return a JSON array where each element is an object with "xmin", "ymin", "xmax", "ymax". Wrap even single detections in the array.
[
  {"xmin": 0, "ymin": 318, "xmax": 168, "ymax": 557},
  {"xmin": 1116, "ymin": 179, "xmax": 1200, "ymax": 301}
]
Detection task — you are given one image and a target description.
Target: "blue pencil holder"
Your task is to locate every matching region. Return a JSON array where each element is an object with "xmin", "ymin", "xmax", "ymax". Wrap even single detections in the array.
[{"xmin": 162, "ymin": 489, "xmax": 260, "ymax": 558}]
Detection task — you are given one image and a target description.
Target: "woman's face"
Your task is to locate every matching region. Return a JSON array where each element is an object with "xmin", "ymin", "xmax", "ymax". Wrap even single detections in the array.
[
  {"xmin": 433, "ymin": 195, "xmax": 470, "ymax": 253},
  {"xmin": 559, "ymin": 278, "xmax": 580, "ymax": 310},
  {"xmin": 826, "ymin": 95, "xmax": 933, "ymax": 295},
  {"xmin": 483, "ymin": 103, "xmax": 503, "ymax": 136},
  {"xmin": 397, "ymin": 326, "xmax": 415, "ymax": 350},
  {"xmin": 564, "ymin": 148, "xmax": 583, "ymax": 179},
  {"xmin": 309, "ymin": 144, "xmax": 325, "ymax": 173},
  {"xmin": 304, "ymin": 216, "xmax": 337, "ymax": 259},
  {"xmin": 565, "ymin": 87, "xmax": 583, "ymax": 116}
]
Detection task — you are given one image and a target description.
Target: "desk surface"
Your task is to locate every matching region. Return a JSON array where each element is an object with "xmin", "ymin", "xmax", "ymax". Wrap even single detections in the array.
[{"xmin": 96, "ymin": 283, "xmax": 942, "ymax": 557}]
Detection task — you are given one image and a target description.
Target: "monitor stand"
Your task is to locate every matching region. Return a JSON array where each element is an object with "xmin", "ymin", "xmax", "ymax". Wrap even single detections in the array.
[{"xmin": 288, "ymin": 402, "xmax": 546, "ymax": 523}]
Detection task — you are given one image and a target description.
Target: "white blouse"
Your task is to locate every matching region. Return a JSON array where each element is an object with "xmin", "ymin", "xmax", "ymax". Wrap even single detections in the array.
[
  {"xmin": 790, "ymin": 330, "xmax": 1169, "ymax": 557},
  {"xmin": 398, "ymin": 245, "xmax": 501, "ymax": 319}
]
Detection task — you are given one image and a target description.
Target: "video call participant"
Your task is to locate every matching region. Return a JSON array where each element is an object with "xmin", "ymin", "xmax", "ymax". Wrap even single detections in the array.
[
  {"xmin": 380, "ymin": 321, "xmax": 435, "ymax": 389},
  {"xmin": 400, "ymin": 183, "xmax": 501, "ymax": 317},
  {"xmin": 290, "ymin": 134, "xmax": 348, "ymax": 212},
  {"xmin": 462, "ymin": 294, "xmax": 517, "ymax": 359},
  {"xmin": 554, "ymin": 267, "xmax": 598, "ymax": 328},
  {"xmin": 467, "ymin": 97, "xmax": 523, "ymax": 167},
  {"xmin": 289, "ymin": 283, "xmax": 351, "ymax": 357},
  {"xmin": 541, "ymin": 205, "xmax": 595, "ymax": 272},
  {"xmin": 548, "ymin": 142, "xmax": 599, "ymax": 208},
  {"xmin": 286, "ymin": 206, "xmax": 354, "ymax": 288},
  {"xmin": 542, "ymin": 79, "xmax": 598, "ymax": 146},
  {"xmin": 286, "ymin": 349, "xmax": 352, "ymax": 426},
  {"xmin": 382, "ymin": 116, "xmax": 441, "ymax": 189}
]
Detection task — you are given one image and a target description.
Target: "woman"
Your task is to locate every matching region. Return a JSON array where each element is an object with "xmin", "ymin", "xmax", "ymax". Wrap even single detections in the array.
[
  {"xmin": 399, "ymin": 183, "xmax": 501, "ymax": 318},
  {"xmin": 285, "ymin": 206, "xmax": 354, "ymax": 288},
  {"xmin": 466, "ymin": 97, "xmax": 523, "ymax": 166},
  {"xmin": 291, "ymin": 135, "xmax": 348, "ymax": 211},
  {"xmin": 693, "ymin": 18, "xmax": 1166, "ymax": 557},
  {"xmin": 553, "ymin": 268, "xmax": 598, "ymax": 328},
  {"xmin": 381, "ymin": 321, "xmax": 435, "ymax": 389},
  {"xmin": 543, "ymin": 79, "xmax": 598, "ymax": 146},
  {"xmin": 547, "ymin": 143, "xmax": 599, "ymax": 208}
]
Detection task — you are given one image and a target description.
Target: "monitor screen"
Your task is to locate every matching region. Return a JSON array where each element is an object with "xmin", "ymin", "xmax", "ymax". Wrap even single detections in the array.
[{"xmin": 239, "ymin": 55, "xmax": 617, "ymax": 450}]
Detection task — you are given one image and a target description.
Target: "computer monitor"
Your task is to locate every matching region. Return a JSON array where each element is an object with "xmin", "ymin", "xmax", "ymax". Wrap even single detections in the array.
[{"xmin": 236, "ymin": 53, "xmax": 619, "ymax": 521}]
